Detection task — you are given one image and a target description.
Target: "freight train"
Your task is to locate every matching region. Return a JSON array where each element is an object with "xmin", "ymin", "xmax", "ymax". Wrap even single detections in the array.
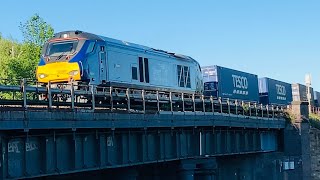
[{"xmin": 36, "ymin": 30, "xmax": 317, "ymax": 107}]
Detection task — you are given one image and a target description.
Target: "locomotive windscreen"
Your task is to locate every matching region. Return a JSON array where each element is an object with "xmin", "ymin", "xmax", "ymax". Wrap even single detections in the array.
[{"xmin": 46, "ymin": 40, "xmax": 78, "ymax": 56}]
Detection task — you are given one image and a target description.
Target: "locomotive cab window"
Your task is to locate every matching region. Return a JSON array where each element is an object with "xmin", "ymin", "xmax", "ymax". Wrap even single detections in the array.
[{"xmin": 46, "ymin": 40, "xmax": 78, "ymax": 57}]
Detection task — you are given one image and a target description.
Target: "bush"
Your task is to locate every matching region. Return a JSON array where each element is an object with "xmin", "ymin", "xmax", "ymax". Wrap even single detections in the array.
[{"xmin": 309, "ymin": 113, "xmax": 320, "ymax": 129}]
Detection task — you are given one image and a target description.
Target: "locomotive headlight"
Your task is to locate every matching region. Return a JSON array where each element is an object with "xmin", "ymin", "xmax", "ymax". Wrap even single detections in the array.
[
  {"xmin": 68, "ymin": 70, "xmax": 79, "ymax": 76},
  {"xmin": 38, "ymin": 74, "xmax": 47, "ymax": 79}
]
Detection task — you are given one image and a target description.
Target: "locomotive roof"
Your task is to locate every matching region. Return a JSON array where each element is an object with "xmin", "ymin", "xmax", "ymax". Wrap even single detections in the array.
[
  {"xmin": 53, "ymin": 30, "xmax": 199, "ymax": 64},
  {"xmin": 98, "ymin": 35, "xmax": 197, "ymax": 63}
]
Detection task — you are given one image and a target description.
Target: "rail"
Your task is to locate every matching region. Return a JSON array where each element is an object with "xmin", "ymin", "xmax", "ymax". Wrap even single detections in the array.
[{"xmin": 0, "ymin": 78, "xmax": 286, "ymax": 119}]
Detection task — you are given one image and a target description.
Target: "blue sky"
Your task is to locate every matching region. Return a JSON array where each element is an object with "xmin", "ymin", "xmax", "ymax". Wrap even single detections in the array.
[{"xmin": 1, "ymin": 0, "xmax": 320, "ymax": 90}]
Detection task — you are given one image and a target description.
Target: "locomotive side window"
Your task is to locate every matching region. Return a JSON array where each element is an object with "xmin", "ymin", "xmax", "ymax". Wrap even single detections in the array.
[
  {"xmin": 144, "ymin": 58, "xmax": 149, "ymax": 83},
  {"xmin": 177, "ymin": 65, "xmax": 191, "ymax": 88},
  {"xmin": 184, "ymin": 66, "xmax": 191, "ymax": 88},
  {"xmin": 132, "ymin": 67, "xmax": 138, "ymax": 80},
  {"xmin": 138, "ymin": 57, "xmax": 150, "ymax": 83},
  {"xmin": 139, "ymin": 57, "xmax": 144, "ymax": 82},
  {"xmin": 86, "ymin": 42, "xmax": 96, "ymax": 54},
  {"xmin": 177, "ymin": 65, "xmax": 184, "ymax": 87}
]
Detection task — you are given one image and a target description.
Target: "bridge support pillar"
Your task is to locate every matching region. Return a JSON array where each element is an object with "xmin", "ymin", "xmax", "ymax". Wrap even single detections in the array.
[
  {"xmin": 196, "ymin": 158, "xmax": 217, "ymax": 180},
  {"xmin": 151, "ymin": 168, "xmax": 161, "ymax": 180},
  {"xmin": 179, "ymin": 160, "xmax": 196, "ymax": 180},
  {"xmin": 115, "ymin": 168, "xmax": 138, "ymax": 180},
  {"xmin": 283, "ymin": 101, "xmax": 311, "ymax": 180}
]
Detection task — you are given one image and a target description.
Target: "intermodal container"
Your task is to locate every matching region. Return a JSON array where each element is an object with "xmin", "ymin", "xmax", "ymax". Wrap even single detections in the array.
[
  {"xmin": 202, "ymin": 65, "xmax": 259, "ymax": 102},
  {"xmin": 292, "ymin": 83, "xmax": 314, "ymax": 106},
  {"xmin": 314, "ymin": 91, "xmax": 320, "ymax": 107},
  {"xmin": 259, "ymin": 77, "xmax": 293, "ymax": 105}
]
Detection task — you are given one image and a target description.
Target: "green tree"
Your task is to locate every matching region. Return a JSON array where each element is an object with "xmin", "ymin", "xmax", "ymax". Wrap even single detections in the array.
[
  {"xmin": 0, "ymin": 38, "xmax": 27, "ymax": 99},
  {"xmin": 19, "ymin": 14, "xmax": 54, "ymax": 47},
  {"xmin": 0, "ymin": 14, "xmax": 54, "ymax": 83},
  {"xmin": 17, "ymin": 14, "xmax": 54, "ymax": 80},
  {"xmin": 0, "ymin": 38, "xmax": 23, "ymax": 81}
]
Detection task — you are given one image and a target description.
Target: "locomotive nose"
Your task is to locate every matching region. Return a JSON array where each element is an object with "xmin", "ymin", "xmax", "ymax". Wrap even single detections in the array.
[{"xmin": 37, "ymin": 62, "xmax": 81, "ymax": 83}]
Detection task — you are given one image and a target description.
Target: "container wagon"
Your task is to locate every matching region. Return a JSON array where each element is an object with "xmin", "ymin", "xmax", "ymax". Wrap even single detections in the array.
[
  {"xmin": 201, "ymin": 65, "xmax": 259, "ymax": 102},
  {"xmin": 314, "ymin": 91, "xmax": 320, "ymax": 107},
  {"xmin": 259, "ymin": 77, "xmax": 293, "ymax": 105},
  {"xmin": 292, "ymin": 83, "xmax": 314, "ymax": 106}
]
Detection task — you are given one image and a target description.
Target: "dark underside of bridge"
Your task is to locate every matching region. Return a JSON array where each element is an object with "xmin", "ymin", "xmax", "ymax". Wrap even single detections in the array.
[{"xmin": 0, "ymin": 110, "xmax": 286, "ymax": 180}]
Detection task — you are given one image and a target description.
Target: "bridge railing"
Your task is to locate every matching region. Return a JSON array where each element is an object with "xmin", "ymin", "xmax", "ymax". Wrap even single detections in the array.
[
  {"xmin": 0, "ymin": 79, "xmax": 286, "ymax": 119},
  {"xmin": 311, "ymin": 106, "xmax": 320, "ymax": 115}
]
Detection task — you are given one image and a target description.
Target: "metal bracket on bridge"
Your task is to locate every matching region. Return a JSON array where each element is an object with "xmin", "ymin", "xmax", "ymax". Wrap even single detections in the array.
[
  {"xmin": 70, "ymin": 82, "xmax": 75, "ymax": 110},
  {"xmin": 47, "ymin": 81, "xmax": 52, "ymax": 109},
  {"xmin": 21, "ymin": 78, "xmax": 27, "ymax": 110},
  {"xmin": 91, "ymin": 85, "xmax": 95, "ymax": 110}
]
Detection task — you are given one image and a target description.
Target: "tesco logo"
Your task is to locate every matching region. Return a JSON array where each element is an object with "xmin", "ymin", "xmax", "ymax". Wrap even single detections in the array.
[
  {"xmin": 276, "ymin": 84, "xmax": 286, "ymax": 96},
  {"xmin": 232, "ymin": 75, "xmax": 248, "ymax": 89}
]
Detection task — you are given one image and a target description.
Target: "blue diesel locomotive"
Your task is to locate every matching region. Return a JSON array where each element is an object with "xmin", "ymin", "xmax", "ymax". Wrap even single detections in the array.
[{"xmin": 36, "ymin": 30, "xmax": 203, "ymax": 94}]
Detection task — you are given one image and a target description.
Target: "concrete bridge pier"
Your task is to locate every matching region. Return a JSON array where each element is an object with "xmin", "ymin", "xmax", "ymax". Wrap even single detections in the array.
[
  {"xmin": 178, "ymin": 159, "xmax": 217, "ymax": 180},
  {"xmin": 283, "ymin": 101, "xmax": 312, "ymax": 180},
  {"xmin": 196, "ymin": 159, "xmax": 217, "ymax": 180},
  {"xmin": 115, "ymin": 168, "xmax": 139, "ymax": 180},
  {"xmin": 179, "ymin": 160, "xmax": 197, "ymax": 180}
]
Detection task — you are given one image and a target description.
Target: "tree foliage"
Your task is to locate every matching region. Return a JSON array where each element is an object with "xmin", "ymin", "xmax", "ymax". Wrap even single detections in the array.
[
  {"xmin": 19, "ymin": 14, "xmax": 54, "ymax": 47},
  {"xmin": 0, "ymin": 14, "xmax": 55, "ymax": 82},
  {"xmin": 0, "ymin": 38, "xmax": 23, "ymax": 81},
  {"xmin": 17, "ymin": 14, "xmax": 54, "ymax": 80},
  {"xmin": 309, "ymin": 113, "xmax": 320, "ymax": 130}
]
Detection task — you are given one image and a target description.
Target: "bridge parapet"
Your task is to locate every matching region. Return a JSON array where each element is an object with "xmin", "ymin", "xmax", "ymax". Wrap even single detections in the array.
[{"xmin": 0, "ymin": 110, "xmax": 286, "ymax": 130}]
